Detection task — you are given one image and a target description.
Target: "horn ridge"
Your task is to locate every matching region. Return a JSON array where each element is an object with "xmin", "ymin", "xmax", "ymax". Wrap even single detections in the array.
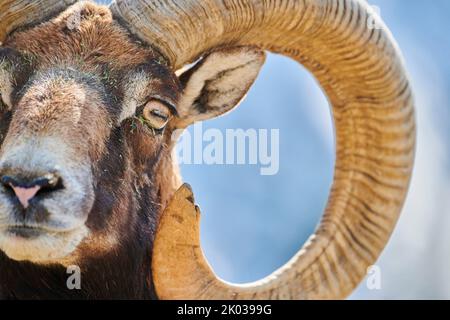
[{"xmin": 110, "ymin": 0, "xmax": 416, "ymax": 300}]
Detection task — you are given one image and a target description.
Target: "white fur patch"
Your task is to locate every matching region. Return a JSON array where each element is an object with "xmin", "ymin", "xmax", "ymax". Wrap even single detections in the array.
[
  {"xmin": 118, "ymin": 72, "xmax": 151, "ymax": 123},
  {"xmin": 0, "ymin": 135, "xmax": 94, "ymax": 220},
  {"xmin": 0, "ymin": 136, "xmax": 95, "ymax": 264},
  {"xmin": 0, "ymin": 61, "xmax": 14, "ymax": 108}
]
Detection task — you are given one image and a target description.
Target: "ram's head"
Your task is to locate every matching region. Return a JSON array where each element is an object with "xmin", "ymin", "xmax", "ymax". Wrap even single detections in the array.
[{"xmin": 0, "ymin": 0, "xmax": 415, "ymax": 299}]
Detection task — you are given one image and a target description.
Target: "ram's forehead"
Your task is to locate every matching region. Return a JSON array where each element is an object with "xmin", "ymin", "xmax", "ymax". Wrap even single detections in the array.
[
  {"xmin": 3, "ymin": 1, "xmax": 162, "ymax": 71},
  {"xmin": 23, "ymin": 68, "xmax": 106, "ymax": 99},
  {"xmin": 0, "ymin": 2, "xmax": 182, "ymax": 119}
]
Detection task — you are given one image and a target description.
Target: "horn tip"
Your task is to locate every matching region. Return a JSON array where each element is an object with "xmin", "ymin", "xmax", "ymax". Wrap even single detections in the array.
[{"xmin": 178, "ymin": 183, "xmax": 195, "ymax": 204}]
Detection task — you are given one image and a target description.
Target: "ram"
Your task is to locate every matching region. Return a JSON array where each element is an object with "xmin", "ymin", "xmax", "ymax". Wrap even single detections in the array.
[{"xmin": 0, "ymin": 0, "xmax": 415, "ymax": 299}]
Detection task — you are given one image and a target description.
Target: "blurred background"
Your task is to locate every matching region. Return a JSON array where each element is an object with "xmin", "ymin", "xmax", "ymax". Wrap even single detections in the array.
[{"xmin": 102, "ymin": 0, "xmax": 449, "ymax": 299}]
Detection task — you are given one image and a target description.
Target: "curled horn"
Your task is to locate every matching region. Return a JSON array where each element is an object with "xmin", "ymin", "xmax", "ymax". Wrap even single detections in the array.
[
  {"xmin": 110, "ymin": 0, "xmax": 416, "ymax": 299},
  {"xmin": 0, "ymin": 0, "xmax": 77, "ymax": 44}
]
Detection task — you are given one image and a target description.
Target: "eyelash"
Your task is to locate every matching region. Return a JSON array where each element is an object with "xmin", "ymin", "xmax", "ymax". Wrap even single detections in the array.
[{"xmin": 149, "ymin": 108, "xmax": 169, "ymax": 122}]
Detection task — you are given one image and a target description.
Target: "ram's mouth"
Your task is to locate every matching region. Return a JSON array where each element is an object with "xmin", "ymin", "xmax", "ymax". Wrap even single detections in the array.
[
  {"xmin": 1, "ymin": 223, "xmax": 82, "ymax": 240},
  {"xmin": 6, "ymin": 225, "xmax": 45, "ymax": 239},
  {"xmin": 0, "ymin": 222, "xmax": 89, "ymax": 263}
]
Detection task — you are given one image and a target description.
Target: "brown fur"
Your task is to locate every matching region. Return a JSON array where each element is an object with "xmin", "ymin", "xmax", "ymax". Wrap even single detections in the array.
[
  {"xmin": 4, "ymin": 1, "xmax": 183, "ymax": 201},
  {"xmin": 8, "ymin": 2, "xmax": 159, "ymax": 71}
]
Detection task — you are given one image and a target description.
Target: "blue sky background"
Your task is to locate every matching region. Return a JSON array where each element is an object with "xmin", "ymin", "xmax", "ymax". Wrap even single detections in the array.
[{"xmin": 100, "ymin": 0, "xmax": 450, "ymax": 299}]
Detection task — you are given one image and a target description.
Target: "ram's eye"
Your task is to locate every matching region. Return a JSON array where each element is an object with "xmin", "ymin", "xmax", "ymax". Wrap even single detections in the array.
[{"xmin": 141, "ymin": 100, "xmax": 171, "ymax": 130}]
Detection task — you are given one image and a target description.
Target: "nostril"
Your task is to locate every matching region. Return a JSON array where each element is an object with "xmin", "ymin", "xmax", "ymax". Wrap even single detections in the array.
[
  {"xmin": 0, "ymin": 175, "xmax": 19, "ymax": 187},
  {"xmin": 33, "ymin": 174, "xmax": 62, "ymax": 190},
  {"xmin": 0, "ymin": 173, "xmax": 63, "ymax": 208},
  {"xmin": 33, "ymin": 175, "xmax": 64, "ymax": 197}
]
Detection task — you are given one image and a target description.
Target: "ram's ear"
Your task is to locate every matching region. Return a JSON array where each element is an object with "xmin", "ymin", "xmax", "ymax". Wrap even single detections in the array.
[{"xmin": 172, "ymin": 47, "xmax": 265, "ymax": 128}]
